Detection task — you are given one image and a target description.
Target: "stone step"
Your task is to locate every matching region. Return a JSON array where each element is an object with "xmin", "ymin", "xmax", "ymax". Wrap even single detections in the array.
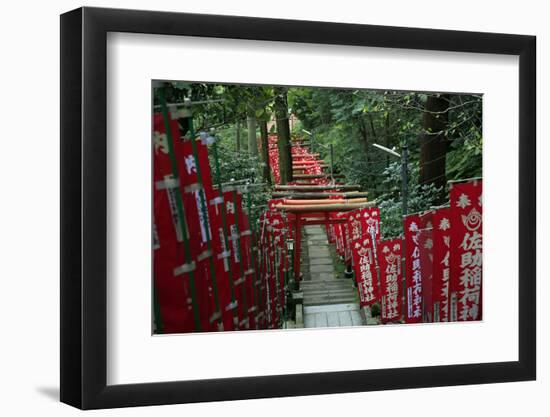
[
  {"xmin": 308, "ymin": 247, "xmax": 331, "ymax": 255},
  {"xmin": 304, "ymin": 296, "xmax": 358, "ymax": 306},
  {"xmin": 302, "ymin": 272, "xmax": 340, "ymax": 281},
  {"xmin": 304, "ymin": 224, "xmax": 326, "ymax": 234},
  {"xmin": 303, "ymin": 290, "xmax": 357, "ymax": 299},
  {"xmin": 307, "ymin": 239, "xmax": 329, "ymax": 245},
  {"xmin": 304, "ymin": 303, "xmax": 359, "ymax": 314},
  {"xmin": 303, "ymin": 303, "xmax": 363, "ymax": 328},
  {"xmin": 308, "ymin": 264, "xmax": 335, "ymax": 274},
  {"xmin": 301, "ymin": 278, "xmax": 353, "ymax": 288},
  {"xmin": 304, "ymin": 258, "xmax": 334, "ymax": 266},
  {"xmin": 302, "ymin": 282, "xmax": 354, "ymax": 290}
]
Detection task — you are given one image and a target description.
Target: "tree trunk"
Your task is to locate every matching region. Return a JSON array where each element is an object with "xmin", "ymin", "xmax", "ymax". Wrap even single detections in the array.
[
  {"xmin": 236, "ymin": 120, "xmax": 241, "ymax": 152},
  {"xmin": 259, "ymin": 119, "xmax": 272, "ymax": 185},
  {"xmin": 384, "ymin": 113, "xmax": 391, "ymax": 168},
  {"xmin": 419, "ymin": 94, "xmax": 449, "ymax": 198},
  {"xmin": 358, "ymin": 117, "xmax": 375, "ymax": 191},
  {"xmin": 246, "ymin": 114, "xmax": 258, "ymax": 157},
  {"xmin": 274, "ymin": 87, "xmax": 293, "ymax": 184}
]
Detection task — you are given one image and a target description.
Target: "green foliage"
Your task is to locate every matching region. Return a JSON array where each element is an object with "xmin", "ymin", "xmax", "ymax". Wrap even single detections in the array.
[
  {"xmin": 154, "ymin": 82, "xmax": 482, "ymax": 240},
  {"xmin": 209, "ymin": 128, "xmax": 271, "ymax": 218},
  {"xmin": 377, "ymin": 162, "xmax": 443, "ymax": 238}
]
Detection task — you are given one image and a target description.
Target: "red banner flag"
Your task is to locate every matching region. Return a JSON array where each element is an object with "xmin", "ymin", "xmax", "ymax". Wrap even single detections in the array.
[
  {"xmin": 207, "ymin": 191, "xmax": 237, "ymax": 331},
  {"xmin": 432, "ymin": 207, "xmax": 452, "ymax": 322},
  {"xmin": 261, "ymin": 209, "xmax": 287, "ymax": 329},
  {"xmin": 347, "ymin": 207, "xmax": 381, "ymax": 247},
  {"xmin": 153, "ymin": 114, "xmax": 197, "ymax": 334},
  {"xmin": 352, "ymin": 236, "xmax": 379, "ymax": 307},
  {"xmin": 235, "ymin": 191, "xmax": 259, "ymax": 329},
  {"xmin": 449, "ymin": 179, "xmax": 483, "ymax": 321},
  {"xmin": 378, "ymin": 238, "xmax": 403, "ymax": 323},
  {"xmin": 419, "ymin": 227, "xmax": 433, "ymax": 323},
  {"xmin": 223, "ymin": 190, "xmax": 250, "ymax": 329},
  {"xmin": 153, "ymin": 113, "xmax": 217, "ymax": 332},
  {"xmin": 404, "ymin": 214, "xmax": 422, "ymax": 323}
]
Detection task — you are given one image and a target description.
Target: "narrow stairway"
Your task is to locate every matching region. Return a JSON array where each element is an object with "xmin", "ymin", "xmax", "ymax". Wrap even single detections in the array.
[{"xmin": 300, "ymin": 225, "xmax": 363, "ymax": 328}]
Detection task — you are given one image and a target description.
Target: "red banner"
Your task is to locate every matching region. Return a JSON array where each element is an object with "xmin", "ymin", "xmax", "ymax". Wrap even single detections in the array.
[
  {"xmin": 235, "ymin": 191, "xmax": 259, "ymax": 329},
  {"xmin": 259, "ymin": 209, "xmax": 287, "ymax": 329},
  {"xmin": 419, "ymin": 227, "xmax": 433, "ymax": 323},
  {"xmin": 418, "ymin": 211, "xmax": 433, "ymax": 322},
  {"xmin": 208, "ymin": 191, "xmax": 237, "ymax": 331},
  {"xmin": 348, "ymin": 207, "xmax": 381, "ymax": 248},
  {"xmin": 378, "ymin": 238, "xmax": 403, "ymax": 323},
  {"xmin": 404, "ymin": 214, "xmax": 422, "ymax": 323},
  {"xmin": 153, "ymin": 114, "xmax": 197, "ymax": 333},
  {"xmin": 449, "ymin": 179, "xmax": 483, "ymax": 321},
  {"xmin": 352, "ymin": 236, "xmax": 379, "ymax": 307},
  {"xmin": 432, "ymin": 207, "xmax": 451, "ymax": 322},
  {"xmin": 153, "ymin": 113, "xmax": 217, "ymax": 332},
  {"xmin": 223, "ymin": 190, "xmax": 250, "ymax": 329}
]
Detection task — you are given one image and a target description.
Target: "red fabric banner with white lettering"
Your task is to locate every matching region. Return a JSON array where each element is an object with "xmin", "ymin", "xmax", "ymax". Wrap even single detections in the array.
[
  {"xmin": 154, "ymin": 113, "xmax": 218, "ymax": 332},
  {"xmin": 449, "ymin": 179, "xmax": 483, "ymax": 321},
  {"xmin": 352, "ymin": 236, "xmax": 379, "ymax": 307},
  {"xmin": 349, "ymin": 207, "xmax": 381, "ymax": 307},
  {"xmin": 378, "ymin": 238, "xmax": 403, "ymax": 323},
  {"xmin": 418, "ymin": 211, "xmax": 433, "ymax": 323},
  {"xmin": 432, "ymin": 207, "xmax": 452, "ymax": 322},
  {"xmin": 404, "ymin": 214, "xmax": 422, "ymax": 323},
  {"xmin": 153, "ymin": 114, "xmax": 198, "ymax": 334},
  {"xmin": 223, "ymin": 190, "xmax": 250, "ymax": 329}
]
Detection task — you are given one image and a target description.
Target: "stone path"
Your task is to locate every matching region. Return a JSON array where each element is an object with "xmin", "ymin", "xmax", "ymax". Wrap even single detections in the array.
[{"xmin": 300, "ymin": 225, "xmax": 363, "ymax": 328}]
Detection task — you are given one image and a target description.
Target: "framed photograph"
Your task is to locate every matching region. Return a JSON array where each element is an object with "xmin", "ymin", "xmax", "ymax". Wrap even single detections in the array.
[{"xmin": 60, "ymin": 6, "xmax": 536, "ymax": 409}]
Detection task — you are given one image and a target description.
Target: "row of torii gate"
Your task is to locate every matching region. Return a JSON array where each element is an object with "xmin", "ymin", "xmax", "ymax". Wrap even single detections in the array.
[{"xmin": 268, "ymin": 137, "xmax": 374, "ymax": 292}]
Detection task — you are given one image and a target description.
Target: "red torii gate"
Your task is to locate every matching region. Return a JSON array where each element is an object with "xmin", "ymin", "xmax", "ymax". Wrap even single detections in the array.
[{"xmin": 272, "ymin": 199, "xmax": 376, "ymax": 288}]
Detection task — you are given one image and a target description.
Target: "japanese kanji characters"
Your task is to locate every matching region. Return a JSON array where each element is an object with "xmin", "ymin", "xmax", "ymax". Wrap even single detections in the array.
[
  {"xmin": 378, "ymin": 238, "xmax": 403, "ymax": 323},
  {"xmin": 404, "ymin": 214, "xmax": 423, "ymax": 323},
  {"xmin": 432, "ymin": 207, "xmax": 452, "ymax": 322},
  {"xmin": 450, "ymin": 179, "xmax": 483, "ymax": 321}
]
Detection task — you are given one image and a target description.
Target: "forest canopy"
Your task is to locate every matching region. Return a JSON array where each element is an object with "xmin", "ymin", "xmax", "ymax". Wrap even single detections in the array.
[{"xmin": 154, "ymin": 82, "xmax": 482, "ymax": 238}]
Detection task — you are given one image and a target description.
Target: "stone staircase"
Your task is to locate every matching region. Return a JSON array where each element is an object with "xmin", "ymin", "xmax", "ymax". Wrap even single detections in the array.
[
  {"xmin": 298, "ymin": 225, "xmax": 363, "ymax": 328},
  {"xmin": 301, "ymin": 279, "xmax": 357, "ymax": 306}
]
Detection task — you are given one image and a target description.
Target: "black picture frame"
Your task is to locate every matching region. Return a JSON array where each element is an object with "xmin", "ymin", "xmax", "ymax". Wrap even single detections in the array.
[{"xmin": 60, "ymin": 6, "xmax": 536, "ymax": 410}]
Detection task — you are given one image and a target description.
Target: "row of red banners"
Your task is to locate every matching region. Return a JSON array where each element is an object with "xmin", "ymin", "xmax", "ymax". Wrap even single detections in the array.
[
  {"xmin": 328, "ymin": 179, "xmax": 482, "ymax": 324},
  {"xmin": 154, "ymin": 111, "xmax": 482, "ymax": 330},
  {"xmin": 153, "ymin": 113, "xmax": 286, "ymax": 333}
]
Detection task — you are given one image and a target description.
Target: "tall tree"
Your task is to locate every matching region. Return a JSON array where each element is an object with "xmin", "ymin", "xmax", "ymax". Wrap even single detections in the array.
[
  {"xmin": 236, "ymin": 119, "xmax": 241, "ymax": 152},
  {"xmin": 273, "ymin": 87, "xmax": 293, "ymax": 184},
  {"xmin": 419, "ymin": 94, "xmax": 449, "ymax": 196},
  {"xmin": 246, "ymin": 111, "xmax": 258, "ymax": 157},
  {"xmin": 259, "ymin": 119, "xmax": 272, "ymax": 185}
]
